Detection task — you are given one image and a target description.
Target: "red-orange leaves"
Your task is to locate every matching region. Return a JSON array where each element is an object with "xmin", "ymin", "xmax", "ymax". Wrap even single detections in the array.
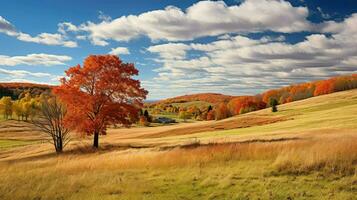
[
  {"xmin": 314, "ymin": 80, "xmax": 335, "ymax": 96},
  {"xmin": 54, "ymin": 55, "xmax": 147, "ymax": 147},
  {"xmin": 227, "ymin": 96, "xmax": 266, "ymax": 116}
]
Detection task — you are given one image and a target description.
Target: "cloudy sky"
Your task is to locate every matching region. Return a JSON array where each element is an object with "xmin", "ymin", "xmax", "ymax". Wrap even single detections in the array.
[{"xmin": 0, "ymin": 0, "xmax": 357, "ymax": 99}]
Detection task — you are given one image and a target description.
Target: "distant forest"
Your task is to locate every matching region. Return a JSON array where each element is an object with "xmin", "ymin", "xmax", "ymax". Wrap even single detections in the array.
[{"xmin": 0, "ymin": 83, "xmax": 51, "ymax": 100}]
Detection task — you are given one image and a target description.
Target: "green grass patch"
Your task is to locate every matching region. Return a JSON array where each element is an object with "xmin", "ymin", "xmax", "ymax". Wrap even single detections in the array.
[{"xmin": 0, "ymin": 139, "xmax": 35, "ymax": 149}]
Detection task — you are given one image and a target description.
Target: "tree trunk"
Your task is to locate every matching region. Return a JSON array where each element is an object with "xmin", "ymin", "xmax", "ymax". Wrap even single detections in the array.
[
  {"xmin": 93, "ymin": 131, "xmax": 99, "ymax": 148},
  {"xmin": 56, "ymin": 137, "xmax": 63, "ymax": 153}
]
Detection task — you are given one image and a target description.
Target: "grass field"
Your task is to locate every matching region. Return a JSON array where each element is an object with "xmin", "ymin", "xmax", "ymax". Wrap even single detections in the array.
[
  {"xmin": 0, "ymin": 90, "xmax": 357, "ymax": 199},
  {"xmin": 0, "ymin": 139, "xmax": 35, "ymax": 149}
]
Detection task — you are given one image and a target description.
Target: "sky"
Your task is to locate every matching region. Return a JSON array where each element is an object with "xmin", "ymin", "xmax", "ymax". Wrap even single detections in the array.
[{"xmin": 0, "ymin": 0, "xmax": 357, "ymax": 100}]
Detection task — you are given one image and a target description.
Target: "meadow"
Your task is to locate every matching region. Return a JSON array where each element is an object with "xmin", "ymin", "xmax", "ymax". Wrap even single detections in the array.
[{"xmin": 0, "ymin": 90, "xmax": 357, "ymax": 199}]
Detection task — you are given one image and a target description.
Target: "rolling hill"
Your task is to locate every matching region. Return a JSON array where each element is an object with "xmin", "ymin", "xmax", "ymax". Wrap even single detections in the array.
[
  {"xmin": 0, "ymin": 89, "xmax": 356, "ymax": 200},
  {"xmin": 150, "ymin": 93, "xmax": 237, "ymax": 105},
  {"xmin": 0, "ymin": 82, "xmax": 52, "ymax": 99}
]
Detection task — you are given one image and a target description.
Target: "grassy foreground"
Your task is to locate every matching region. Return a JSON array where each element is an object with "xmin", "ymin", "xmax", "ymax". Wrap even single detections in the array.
[
  {"xmin": 0, "ymin": 90, "xmax": 357, "ymax": 199},
  {"xmin": 0, "ymin": 138, "xmax": 356, "ymax": 200}
]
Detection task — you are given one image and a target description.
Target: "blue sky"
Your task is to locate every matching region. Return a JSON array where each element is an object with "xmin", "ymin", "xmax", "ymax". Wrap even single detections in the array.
[{"xmin": 0, "ymin": 0, "xmax": 357, "ymax": 100}]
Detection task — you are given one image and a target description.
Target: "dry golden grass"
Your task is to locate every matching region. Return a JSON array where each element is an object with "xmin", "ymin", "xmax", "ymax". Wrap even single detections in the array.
[
  {"xmin": 273, "ymin": 137, "xmax": 357, "ymax": 175},
  {"xmin": 0, "ymin": 134, "xmax": 356, "ymax": 199},
  {"xmin": 1, "ymin": 90, "xmax": 357, "ymax": 199},
  {"xmin": 2, "ymin": 134, "xmax": 355, "ymax": 174}
]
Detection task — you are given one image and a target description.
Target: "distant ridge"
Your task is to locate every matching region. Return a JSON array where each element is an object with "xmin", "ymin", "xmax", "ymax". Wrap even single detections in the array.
[
  {"xmin": 0, "ymin": 82, "xmax": 52, "ymax": 99},
  {"xmin": 151, "ymin": 93, "xmax": 236, "ymax": 105},
  {"xmin": 0, "ymin": 82, "xmax": 53, "ymax": 88}
]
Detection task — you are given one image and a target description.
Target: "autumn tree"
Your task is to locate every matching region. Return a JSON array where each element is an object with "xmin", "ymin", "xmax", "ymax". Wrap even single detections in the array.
[
  {"xmin": 215, "ymin": 103, "xmax": 229, "ymax": 120},
  {"xmin": 54, "ymin": 55, "xmax": 147, "ymax": 148},
  {"xmin": 12, "ymin": 100, "xmax": 24, "ymax": 120},
  {"xmin": 139, "ymin": 115, "xmax": 150, "ymax": 126},
  {"xmin": 0, "ymin": 96, "xmax": 13, "ymax": 119},
  {"xmin": 314, "ymin": 80, "xmax": 335, "ymax": 96},
  {"xmin": 178, "ymin": 110, "xmax": 191, "ymax": 122}
]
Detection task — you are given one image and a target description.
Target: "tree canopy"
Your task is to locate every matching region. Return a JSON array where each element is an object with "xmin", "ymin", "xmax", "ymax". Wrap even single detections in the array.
[{"xmin": 54, "ymin": 55, "xmax": 147, "ymax": 148}]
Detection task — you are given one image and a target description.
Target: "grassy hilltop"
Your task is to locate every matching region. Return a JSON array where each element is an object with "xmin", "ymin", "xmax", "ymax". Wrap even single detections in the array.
[{"xmin": 0, "ymin": 90, "xmax": 357, "ymax": 199}]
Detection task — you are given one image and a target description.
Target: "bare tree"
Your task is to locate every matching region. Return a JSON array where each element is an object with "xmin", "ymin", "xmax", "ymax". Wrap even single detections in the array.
[{"xmin": 32, "ymin": 97, "xmax": 70, "ymax": 153}]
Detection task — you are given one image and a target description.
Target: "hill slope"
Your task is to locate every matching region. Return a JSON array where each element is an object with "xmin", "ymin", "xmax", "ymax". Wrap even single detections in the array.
[
  {"xmin": 2, "ymin": 89, "xmax": 357, "ymax": 151},
  {"xmin": 0, "ymin": 82, "xmax": 52, "ymax": 99},
  {"xmin": 105, "ymin": 89, "xmax": 357, "ymax": 147},
  {"xmin": 0, "ymin": 89, "xmax": 356, "ymax": 200},
  {"xmin": 151, "ymin": 93, "xmax": 236, "ymax": 105}
]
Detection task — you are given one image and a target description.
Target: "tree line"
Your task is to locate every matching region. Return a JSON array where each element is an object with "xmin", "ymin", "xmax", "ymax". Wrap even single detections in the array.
[
  {"xmin": 147, "ymin": 74, "xmax": 357, "ymax": 121},
  {"xmin": 0, "ymin": 92, "xmax": 45, "ymax": 120}
]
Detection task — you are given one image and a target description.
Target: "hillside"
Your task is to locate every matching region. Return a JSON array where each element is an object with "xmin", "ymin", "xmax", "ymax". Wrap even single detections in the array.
[
  {"xmin": 0, "ymin": 82, "xmax": 52, "ymax": 99},
  {"xmin": 2, "ymin": 89, "xmax": 357, "ymax": 155},
  {"xmin": 0, "ymin": 90, "xmax": 356, "ymax": 199},
  {"xmin": 104, "ymin": 89, "xmax": 357, "ymax": 146},
  {"xmin": 151, "ymin": 93, "xmax": 236, "ymax": 105},
  {"xmin": 146, "ymin": 74, "xmax": 357, "ymax": 123}
]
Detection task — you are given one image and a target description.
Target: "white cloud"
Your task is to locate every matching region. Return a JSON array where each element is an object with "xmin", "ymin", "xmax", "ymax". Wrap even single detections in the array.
[
  {"xmin": 76, "ymin": 35, "xmax": 87, "ymax": 40},
  {"xmin": 79, "ymin": 0, "xmax": 311, "ymax": 45},
  {"xmin": 109, "ymin": 47, "xmax": 130, "ymax": 55},
  {"xmin": 58, "ymin": 22, "xmax": 79, "ymax": 34},
  {"xmin": 17, "ymin": 32, "xmax": 77, "ymax": 47},
  {"xmin": 147, "ymin": 43, "xmax": 191, "ymax": 59},
  {"xmin": 319, "ymin": 13, "xmax": 357, "ymax": 34},
  {"xmin": 0, "ymin": 68, "xmax": 51, "ymax": 78},
  {"xmin": 0, "ymin": 16, "xmax": 78, "ymax": 47},
  {"xmin": 0, "ymin": 53, "xmax": 72, "ymax": 66},
  {"xmin": 146, "ymin": 13, "xmax": 357, "ymax": 99}
]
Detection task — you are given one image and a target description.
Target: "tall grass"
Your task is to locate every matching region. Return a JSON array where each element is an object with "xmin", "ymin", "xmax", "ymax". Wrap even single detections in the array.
[
  {"xmin": 273, "ymin": 137, "xmax": 357, "ymax": 175},
  {"xmin": 0, "ymin": 136, "xmax": 356, "ymax": 200},
  {"xmin": 1, "ymin": 136, "xmax": 356, "ymax": 176},
  {"xmin": 12, "ymin": 136, "xmax": 353, "ymax": 175}
]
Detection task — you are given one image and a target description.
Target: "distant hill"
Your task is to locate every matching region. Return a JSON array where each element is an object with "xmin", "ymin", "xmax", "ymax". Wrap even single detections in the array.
[
  {"xmin": 0, "ymin": 82, "xmax": 52, "ymax": 99},
  {"xmin": 152, "ymin": 93, "xmax": 236, "ymax": 105}
]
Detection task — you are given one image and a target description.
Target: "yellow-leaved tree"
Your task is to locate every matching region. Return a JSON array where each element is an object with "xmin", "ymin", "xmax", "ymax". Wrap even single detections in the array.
[{"xmin": 0, "ymin": 96, "xmax": 13, "ymax": 119}]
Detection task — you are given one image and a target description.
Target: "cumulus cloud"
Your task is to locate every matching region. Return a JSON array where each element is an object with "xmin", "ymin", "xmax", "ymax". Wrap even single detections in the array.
[
  {"xmin": 78, "ymin": 0, "xmax": 311, "ymax": 45},
  {"xmin": 16, "ymin": 32, "xmax": 78, "ymax": 47},
  {"xmin": 0, "ymin": 68, "xmax": 51, "ymax": 78},
  {"xmin": 0, "ymin": 16, "xmax": 78, "ymax": 47},
  {"xmin": 58, "ymin": 22, "xmax": 80, "ymax": 34},
  {"xmin": 0, "ymin": 53, "xmax": 72, "ymax": 66},
  {"xmin": 145, "ymin": 13, "xmax": 357, "ymax": 99},
  {"xmin": 109, "ymin": 47, "xmax": 130, "ymax": 55},
  {"xmin": 147, "ymin": 43, "xmax": 191, "ymax": 59}
]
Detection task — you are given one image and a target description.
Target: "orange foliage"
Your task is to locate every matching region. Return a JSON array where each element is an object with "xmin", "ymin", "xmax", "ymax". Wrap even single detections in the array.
[
  {"xmin": 54, "ymin": 55, "xmax": 147, "ymax": 148},
  {"xmin": 314, "ymin": 80, "xmax": 335, "ymax": 96},
  {"xmin": 214, "ymin": 103, "xmax": 230, "ymax": 120},
  {"xmin": 149, "ymin": 73, "xmax": 357, "ymax": 122},
  {"xmin": 139, "ymin": 116, "xmax": 150, "ymax": 126},
  {"xmin": 227, "ymin": 96, "xmax": 266, "ymax": 115},
  {"xmin": 206, "ymin": 110, "xmax": 215, "ymax": 120},
  {"xmin": 262, "ymin": 90, "xmax": 280, "ymax": 104}
]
